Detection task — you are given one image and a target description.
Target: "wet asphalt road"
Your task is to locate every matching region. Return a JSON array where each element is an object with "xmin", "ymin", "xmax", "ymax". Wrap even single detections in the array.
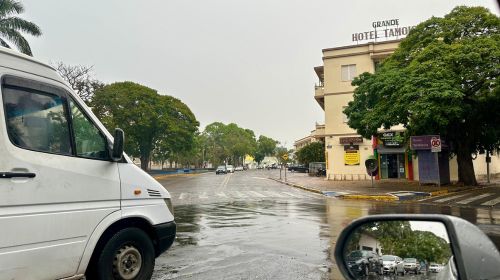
[{"xmin": 152, "ymin": 170, "xmax": 500, "ymax": 280}]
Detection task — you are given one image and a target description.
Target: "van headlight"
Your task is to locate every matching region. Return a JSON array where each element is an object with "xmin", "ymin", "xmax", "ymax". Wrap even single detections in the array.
[{"xmin": 164, "ymin": 198, "xmax": 174, "ymax": 216}]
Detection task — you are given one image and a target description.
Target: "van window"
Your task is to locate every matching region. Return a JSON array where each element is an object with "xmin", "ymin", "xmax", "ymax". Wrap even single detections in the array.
[
  {"xmin": 69, "ymin": 100, "xmax": 109, "ymax": 160},
  {"xmin": 2, "ymin": 86, "xmax": 72, "ymax": 154}
]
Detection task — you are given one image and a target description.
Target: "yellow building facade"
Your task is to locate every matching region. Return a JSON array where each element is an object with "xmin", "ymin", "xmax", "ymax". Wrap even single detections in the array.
[{"xmin": 313, "ymin": 40, "xmax": 500, "ymax": 181}]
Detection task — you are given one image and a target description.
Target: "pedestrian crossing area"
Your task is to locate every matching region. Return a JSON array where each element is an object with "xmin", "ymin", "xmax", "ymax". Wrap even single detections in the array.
[
  {"xmin": 172, "ymin": 190, "xmax": 322, "ymax": 201},
  {"xmin": 422, "ymin": 190, "xmax": 500, "ymax": 207}
]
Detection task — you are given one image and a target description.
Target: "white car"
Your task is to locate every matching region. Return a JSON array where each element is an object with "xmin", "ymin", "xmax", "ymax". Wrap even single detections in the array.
[
  {"xmin": 235, "ymin": 166, "xmax": 244, "ymax": 171},
  {"xmin": 0, "ymin": 47, "xmax": 175, "ymax": 280},
  {"xmin": 226, "ymin": 165, "xmax": 235, "ymax": 173},
  {"xmin": 429, "ymin": 263, "xmax": 443, "ymax": 273},
  {"xmin": 382, "ymin": 255, "xmax": 405, "ymax": 275}
]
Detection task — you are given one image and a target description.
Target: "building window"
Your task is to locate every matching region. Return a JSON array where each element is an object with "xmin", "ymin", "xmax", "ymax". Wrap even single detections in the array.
[
  {"xmin": 342, "ymin": 106, "xmax": 349, "ymax": 123},
  {"xmin": 341, "ymin": 64, "xmax": 357, "ymax": 81}
]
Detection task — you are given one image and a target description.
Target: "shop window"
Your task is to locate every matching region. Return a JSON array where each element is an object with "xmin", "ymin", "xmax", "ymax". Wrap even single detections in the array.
[{"xmin": 341, "ymin": 64, "xmax": 357, "ymax": 81}]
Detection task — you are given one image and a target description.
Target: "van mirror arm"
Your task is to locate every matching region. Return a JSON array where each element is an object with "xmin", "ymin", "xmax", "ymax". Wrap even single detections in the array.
[{"xmin": 111, "ymin": 128, "xmax": 124, "ymax": 162}]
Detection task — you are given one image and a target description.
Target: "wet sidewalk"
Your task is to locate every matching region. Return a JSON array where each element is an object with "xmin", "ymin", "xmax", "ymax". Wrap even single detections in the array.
[{"xmin": 269, "ymin": 171, "xmax": 499, "ymax": 201}]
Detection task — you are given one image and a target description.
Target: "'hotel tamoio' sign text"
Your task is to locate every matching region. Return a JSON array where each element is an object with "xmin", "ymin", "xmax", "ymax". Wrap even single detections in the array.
[{"xmin": 352, "ymin": 19, "xmax": 415, "ymax": 42}]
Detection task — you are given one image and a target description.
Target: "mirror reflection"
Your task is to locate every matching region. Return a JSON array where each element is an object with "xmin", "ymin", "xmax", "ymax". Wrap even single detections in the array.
[{"xmin": 344, "ymin": 220, "xmax": 456, "ymax": 279}]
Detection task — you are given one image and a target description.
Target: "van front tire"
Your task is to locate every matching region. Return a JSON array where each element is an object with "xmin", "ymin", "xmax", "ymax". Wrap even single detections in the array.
[{"xmin": 86, "ymin": 227, "xmax": 155, "ymax": 280}]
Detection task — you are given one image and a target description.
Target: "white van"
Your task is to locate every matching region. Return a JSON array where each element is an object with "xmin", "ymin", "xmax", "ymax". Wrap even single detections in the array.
[{"xmin": 0, "ymin": 47, "xmax": 175, "ymax": 280}]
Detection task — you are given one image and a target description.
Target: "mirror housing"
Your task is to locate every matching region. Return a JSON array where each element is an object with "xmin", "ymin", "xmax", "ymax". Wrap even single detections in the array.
[
  {"xmin": 334, "ymin": 214, "xmax": 500, "ymax": 280},
  {"xmin": 111, "ymin": 128, "xmax": 124, "ymax": 162}
]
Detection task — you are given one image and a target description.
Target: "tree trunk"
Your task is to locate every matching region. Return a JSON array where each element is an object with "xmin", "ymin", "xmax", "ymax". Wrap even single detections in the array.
[
  {"xmin": 140, "ymin": 155, "xmax": 150, "ymax": 171},
  {"xmin": 456, "ymin": 143, "xmax": 477, "ymax": 186}
]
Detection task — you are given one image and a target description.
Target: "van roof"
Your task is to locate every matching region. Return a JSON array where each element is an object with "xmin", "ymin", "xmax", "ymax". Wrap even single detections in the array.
[{"xmin": 0, "ymin": 47, "xmax": 64, "ymax": 84}]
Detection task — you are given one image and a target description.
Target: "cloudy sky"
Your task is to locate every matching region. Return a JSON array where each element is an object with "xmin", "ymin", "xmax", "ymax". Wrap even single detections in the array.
[{"xmin": 21, "ymin": 0, "xmax": 499, "ymax": 147}]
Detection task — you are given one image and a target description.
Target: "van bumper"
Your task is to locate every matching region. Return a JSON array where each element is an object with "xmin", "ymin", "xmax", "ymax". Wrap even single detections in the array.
[{"xmin": 153, "ymin": 221, "xmax": 176, "ymax": 256}]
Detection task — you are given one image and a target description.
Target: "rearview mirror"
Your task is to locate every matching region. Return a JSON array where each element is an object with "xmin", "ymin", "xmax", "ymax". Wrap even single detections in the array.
[
  {"xmin": 111, "ymin": 128, "xmax": 124, "ymax": 162},
  {"xmin": 334, "ymin": 215, "xmax": 500, "ymax": 280}
]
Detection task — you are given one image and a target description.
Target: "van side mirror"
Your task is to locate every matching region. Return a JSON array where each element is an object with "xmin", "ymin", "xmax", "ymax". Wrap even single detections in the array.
[
  {"xmin": 334, "ymin": 214, "xmax": 500, "ymax": 280},
  {"xmin": 111, "ymin": 128, "xmax": 124, "ymax": 162}
]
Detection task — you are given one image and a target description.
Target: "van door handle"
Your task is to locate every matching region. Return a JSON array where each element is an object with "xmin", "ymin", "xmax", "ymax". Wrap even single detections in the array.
[{"xmin": 0, "ymin": 172, "xmax": 36, "ymax": 178}]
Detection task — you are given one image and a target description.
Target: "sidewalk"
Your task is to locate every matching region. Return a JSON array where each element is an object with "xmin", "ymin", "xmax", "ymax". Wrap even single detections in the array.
[{"xmin": 270, "ymin": 171, "xmax": 499, "ymax": 201}]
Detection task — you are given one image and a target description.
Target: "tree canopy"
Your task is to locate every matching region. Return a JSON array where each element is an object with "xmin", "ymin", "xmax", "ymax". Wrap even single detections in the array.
[
  {"xmin": 350, "ymin": 221, "xmax": 452, "ymax": 264},
  {"xmin": 296, "ymin": 142, "xmax": 325, "ymax": 166},
  {"xmin": 254, "ymin": 135, "xmax": 278, "ymax": 164},
  {"xmin": 0, "ymin": 0, "xmax": 41, "ymax": 56},
  {"xmin": 91, "ymin": 81, "xmax": 198, "ymax": 170},
  {"xmin": 344, "ymin": 6, "xmax": 500, "ymax": 185},
  {"xmin": 201, "ymin": 122, "xmax": 257, "ymax": 166}
]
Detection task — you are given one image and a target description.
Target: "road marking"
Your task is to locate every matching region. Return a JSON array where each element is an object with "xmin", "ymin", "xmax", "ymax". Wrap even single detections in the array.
[
  {"xmin": 251, "ymin": 177, "xmax": 267, "ymax": 180},
  {"xmin": 218, "ymin": 174, "xmax": 231, "ymax": 191},
  {"xmin": 199, "ymin": 192, "xmax": 208, "ymax": 199},
  {"xmin": 433, "ymin": 193, "xmax": 470, "ymax": 203},
  {"xmin": 234, "ymin": 191, "xmax": 247, "ymax": 198},
  {"xmin": 282, "ymin": 192, "xmax": 301, "ymax": 198},
  {"xmin": 216, "ymin": 192, "xmax": 228, "ymax": 198},
  {"xmin": 248, "ymin": 191, "xmax": 267, "ymax": 198},
  {"xmin": 262, "ymin": 191, "xmax": 285, "ymax": 198},
  {"xmin": 457, "ymin": 193, "xmax": 494, "ymax": 205},
  {"xmin": 481, "ymin": 196, "xmax": 500, "ymax": 206},
  {"xmin": 179, "ymin": 193, "xmax": 188, "ymax": 200}
]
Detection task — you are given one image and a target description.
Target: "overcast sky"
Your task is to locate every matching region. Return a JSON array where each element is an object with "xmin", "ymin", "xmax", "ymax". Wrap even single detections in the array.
[{"xmin": 21, "ymin": 0, "xmax": 499, "ymax": 147}]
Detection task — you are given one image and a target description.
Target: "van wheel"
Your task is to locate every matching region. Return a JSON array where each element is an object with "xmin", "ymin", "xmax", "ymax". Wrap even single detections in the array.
[{"xmin": 87, "ymin": 228, "xmax": 155, "ymax": 280}]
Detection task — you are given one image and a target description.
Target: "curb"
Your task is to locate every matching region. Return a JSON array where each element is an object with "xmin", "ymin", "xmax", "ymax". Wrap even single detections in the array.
[
  {"xmin": 339, "ymin": 194, "xmax": 398, "ymax": 201},
  {"xmin": 268, "ymin": 177, "xmax": 474, "ymax": 201},
  {"xmin": 268, "ymin": 178, "xmax": 323, "ymax": 194},
  {"xmin": 153, "ymin": 173, "xmax": 203, "ymax": 180}
]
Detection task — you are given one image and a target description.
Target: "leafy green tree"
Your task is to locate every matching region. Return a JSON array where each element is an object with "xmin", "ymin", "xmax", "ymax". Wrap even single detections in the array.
[
  {"xmin": 91, "ymin": 82, "xmax": 198, "ymax": 171},
  {"xmin": 254, "ymin": 135, "xmax": 278, "ymax": 165},
  {"xmin": 344, "ymin": 6, "xmax": 500, "ymax": 185},
  {"xmin": 296, "ymin": 142, "xmax": 325, "ymax": 166},
  {"xmin": 0, "ymin": 0, "xmax": 41, "ymax": 56},
  {"xmin": 353, "ymin": 221, "xmax": 452, "ymax": 264},
  {"xmin": 201, "ymin": 122, "xmax": 257, "ymax": 166},
  {"xmin": 202, "ymin": 122, "xmax": 230, "ymax": 165}
]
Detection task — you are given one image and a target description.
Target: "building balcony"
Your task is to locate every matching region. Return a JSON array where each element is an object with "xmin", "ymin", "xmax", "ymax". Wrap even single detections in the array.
[{"xmin": 314, "ymin": 85, "xmax": 325, "ymax": 110}]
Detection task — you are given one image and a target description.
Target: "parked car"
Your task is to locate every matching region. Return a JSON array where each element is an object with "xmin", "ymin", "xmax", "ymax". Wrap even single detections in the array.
[
  {"xmin": 404, "ymin": 258, "xmax": 421, "ymax": 274},
  {"xmin": 235, "ymin": 166, "xmax": 244, "ymax": 171},
  {"xmin": 288, "ymin": 164, "xmax": 309, "ymax": 173},
  {"xmin": 429, "ymin": 263, "xmax": 443, "ymax": 273},
  {"xmin": 216, "ymin": 165, "xmax": 227, "ymax": 174},
  {"xmin": 0, "ymin": 48, "xmax": 176, "ymax": 280},
  {"xmin": 226, "ymin": 165, "xmax": 235, "ymax": 173},
  {"xmin": 346, "ymin": 250, "xmax": 383, "ymax": 277},
  {"xmin": 382, "ymin": 255, "xmax": 405, "ymax": 275}
]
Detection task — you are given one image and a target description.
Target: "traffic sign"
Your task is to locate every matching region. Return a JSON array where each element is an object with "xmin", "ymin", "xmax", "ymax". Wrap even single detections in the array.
[
  {"xmin": 431, "ymin": 136, "xmax": 441, "ymax": 153},
  {"xmin": 282, "ymin": 154, "xmax": 289, "ymax": 161}
]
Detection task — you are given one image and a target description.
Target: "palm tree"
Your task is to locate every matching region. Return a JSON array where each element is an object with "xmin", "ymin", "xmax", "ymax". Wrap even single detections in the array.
[{"xmin": 0, "ymin": 0, "xmax": 41, "ymax": 56}]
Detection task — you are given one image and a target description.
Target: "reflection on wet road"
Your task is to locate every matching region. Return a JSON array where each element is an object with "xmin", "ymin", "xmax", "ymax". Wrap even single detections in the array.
[{"xmin": 152, "ymin": 170, "xmax": 500, "ymax": 279}]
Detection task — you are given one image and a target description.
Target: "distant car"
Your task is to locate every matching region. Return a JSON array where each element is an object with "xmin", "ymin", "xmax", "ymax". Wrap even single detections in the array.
[
  {"xmin": 235, "ymin": 166, "xmax": 244, "ymax": 171},
  {"xmin": 216, "ymin": 165, "xmax": 227, "ymax": 174},
  {"xmin": 404, "ymin": 258, "xmax": 421, "ymax": 274},
  {"xmin": 429, "ymin": 263, "xmax": 443, "ymax": 273},
  {"xmin": 346, "ymin": 250, "xmax": 383, "ymax": 277},
  {"xmin": 382, "ymin": 255, "xmax": 405, "ymax": 275},
  {"xmin": 226, "ymin": 165, "xmax": 235, "ymax": 173},
  {"xmin": 288, "ymin": 164, "xmax": 308, "ymax": 173}
]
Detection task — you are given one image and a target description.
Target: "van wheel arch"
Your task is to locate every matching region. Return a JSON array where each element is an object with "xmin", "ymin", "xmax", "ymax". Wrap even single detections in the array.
[{"xmin": 86, "ymin": 217, "xmax": 160, "ymax": 276}]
